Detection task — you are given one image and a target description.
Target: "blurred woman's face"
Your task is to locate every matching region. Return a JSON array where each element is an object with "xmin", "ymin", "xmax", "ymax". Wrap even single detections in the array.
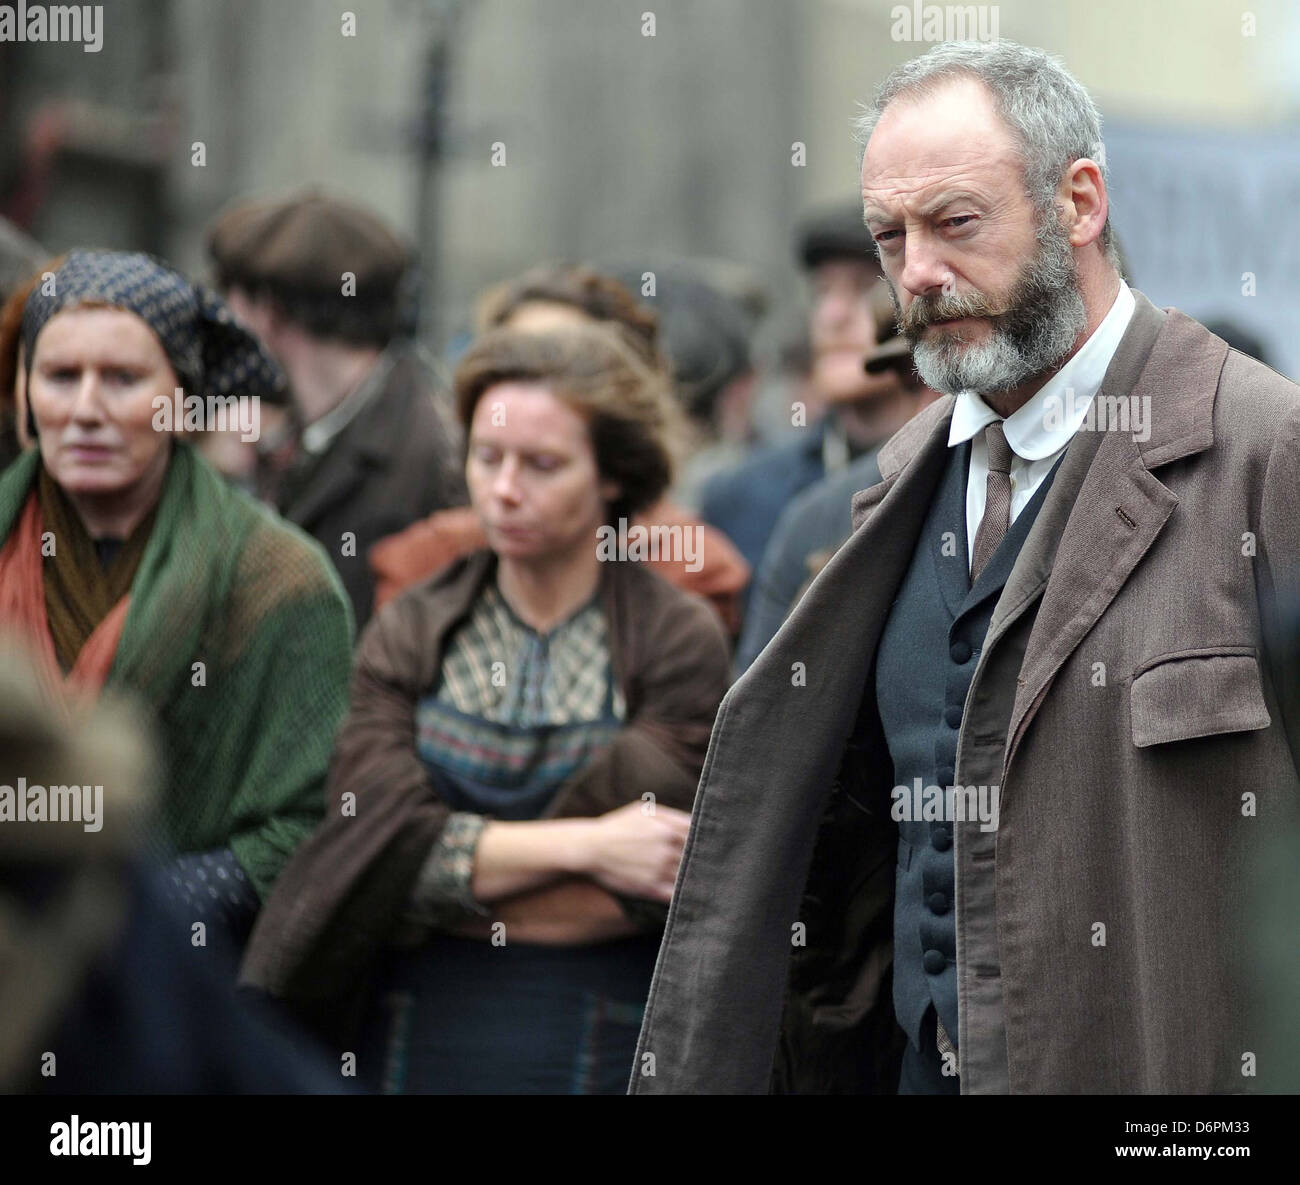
[
  {"xmin": 27, "ymin": 307, "xmax": 176, "ymax": 499},
  {"xmin": 467, "ymin": 381, "xmax": 620, "ymax": 564}
]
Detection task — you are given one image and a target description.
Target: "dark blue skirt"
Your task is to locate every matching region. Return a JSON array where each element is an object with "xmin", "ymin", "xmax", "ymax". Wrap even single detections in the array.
[{"xmin": 357, "ymin": 932, "xmax": 662, "ymax": 1094}]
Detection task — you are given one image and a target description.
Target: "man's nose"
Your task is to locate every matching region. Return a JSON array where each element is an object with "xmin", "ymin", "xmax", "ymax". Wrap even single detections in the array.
[{"xmin": 898, "ymin": 236, "xmax": 954, "ymax": 300}]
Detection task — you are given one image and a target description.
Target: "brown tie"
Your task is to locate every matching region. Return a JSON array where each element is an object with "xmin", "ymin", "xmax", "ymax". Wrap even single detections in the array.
[{"xmin": 970, "ymin": 420, "xmax": 1013, "ymax": 581}]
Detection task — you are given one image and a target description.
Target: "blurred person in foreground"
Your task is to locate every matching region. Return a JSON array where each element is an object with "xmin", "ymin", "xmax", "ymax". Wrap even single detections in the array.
[
  {"xmin": 370, "ymin": 265, "xmax": 751, "ymax": 636},
  {"xmin": 736, "ymin": 283, "xmax": 940, "ymax": 672},
  {"xmin": 0, "ymin": 249, "xmax": 353, "ymax": 951},
  {"xmin": 632, "ymin": 40, "xmax": 1300, "ymax": 1094},
  {"xmin": 697, "ymin": 203, "xmax": 893, "ymax": 580},
  {"xmin": 0, "ymin": 637, "xmax": 348, "ymax": 1094},
  {"xmin": 207, "ymin": 188, "xmax": 464, "ymax": 628},
  {"xmin": 242, "ymin": 324, "xmax": 731, "ymax": 1093}
]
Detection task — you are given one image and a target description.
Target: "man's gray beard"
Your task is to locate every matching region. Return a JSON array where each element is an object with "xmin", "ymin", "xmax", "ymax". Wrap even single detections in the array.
[{"xmin": 907, "ymin": 218, "xmax": 1087, "ymax": 397}]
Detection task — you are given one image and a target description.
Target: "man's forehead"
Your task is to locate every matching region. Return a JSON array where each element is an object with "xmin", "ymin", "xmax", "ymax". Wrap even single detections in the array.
[
  {"xmin": 861, "ymin": 162, "xmax": 990, "ymax": 214},
  {"xmin": 860, "ymin": 78, "xmax": 1018, "ymax": 203}
]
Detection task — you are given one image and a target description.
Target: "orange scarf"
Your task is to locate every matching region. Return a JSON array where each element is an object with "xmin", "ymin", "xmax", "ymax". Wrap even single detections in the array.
[{"xmin": 0, "ymin": 491, "xmax": 129, "ymax": 698}]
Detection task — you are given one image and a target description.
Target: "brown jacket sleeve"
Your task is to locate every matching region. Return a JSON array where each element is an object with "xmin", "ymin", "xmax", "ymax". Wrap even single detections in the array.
[{"xmin": 238, "ymin": 594, "xmax": 453, "ymax": 1029}]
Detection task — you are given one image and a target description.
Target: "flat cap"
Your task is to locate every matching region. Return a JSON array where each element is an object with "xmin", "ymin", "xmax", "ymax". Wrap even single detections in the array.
[
  {"xmin": 207, "ymin": 188, "xmax": 411, "ymax": 300},
  {"xmin": 796, "ymin": 201, "xmax": 880, "ymax": 272}
]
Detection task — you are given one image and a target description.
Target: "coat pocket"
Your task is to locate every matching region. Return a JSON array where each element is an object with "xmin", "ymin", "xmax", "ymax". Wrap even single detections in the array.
[{"xmin": 1130, "ymin": 646, "xmax": 1272, "ymax": 748}]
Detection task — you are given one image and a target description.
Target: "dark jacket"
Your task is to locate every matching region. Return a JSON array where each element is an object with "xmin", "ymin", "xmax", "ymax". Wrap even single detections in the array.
[
  {"xmin": 631, "ymin": 292, "xmax": 1300, "ymax": 1094},
  {"xmin": 268, "ymin": 343, "xmax": 465, "ymax": 628},
  {"xmin": 736, "ymin": 446, "xmax": 883, "ymax": 673},
  {"xmin": 240, "ymin": 549, "xmax": 731, "ymax": 1037}
]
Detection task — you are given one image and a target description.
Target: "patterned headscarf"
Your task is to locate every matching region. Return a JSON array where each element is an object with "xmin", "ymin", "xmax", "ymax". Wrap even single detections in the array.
[{"xmin": 20, "ymin": 249, "xmax": 286, "ymax": 404}]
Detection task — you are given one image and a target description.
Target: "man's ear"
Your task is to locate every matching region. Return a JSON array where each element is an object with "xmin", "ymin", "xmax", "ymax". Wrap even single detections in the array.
[
  {"xmin": 1062, "ymin": 158, "xmax": 1107, "ymax": 250},
  {"xmin": 599, "ymin": 477, "xmax": 622, "ymax": 508}
]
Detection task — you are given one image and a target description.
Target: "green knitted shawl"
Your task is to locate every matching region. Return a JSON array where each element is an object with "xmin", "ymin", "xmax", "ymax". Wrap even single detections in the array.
[{"xmin": 0, "ymin": 443, "xmax": 354, "ymax": 898}]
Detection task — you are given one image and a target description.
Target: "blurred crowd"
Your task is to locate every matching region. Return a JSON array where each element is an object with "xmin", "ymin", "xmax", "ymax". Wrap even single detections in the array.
[{"xmin": 0, "ymin": 182, "xmax": 947, "ymax": 1093}]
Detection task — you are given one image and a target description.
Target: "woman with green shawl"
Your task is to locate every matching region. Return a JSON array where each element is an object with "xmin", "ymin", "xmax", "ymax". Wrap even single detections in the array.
[{"xmin": 0, "ymin": 249, "xmax": 353, "ymax": 947}]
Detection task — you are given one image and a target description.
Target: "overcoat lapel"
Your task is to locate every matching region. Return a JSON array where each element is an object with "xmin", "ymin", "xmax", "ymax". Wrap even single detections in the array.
[{"xmin": 1003, "ymin": 294, "xmax": 1225, "ymax": 769}]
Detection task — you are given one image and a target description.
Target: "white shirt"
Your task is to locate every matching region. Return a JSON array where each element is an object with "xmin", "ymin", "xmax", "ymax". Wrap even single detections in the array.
[{"xmin": 948, "ymin": 283, "xmax": 1136, "ymax": 573}]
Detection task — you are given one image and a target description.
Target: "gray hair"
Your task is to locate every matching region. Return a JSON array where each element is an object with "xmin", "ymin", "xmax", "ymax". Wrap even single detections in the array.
[{"xmin": 853, "ymin": 40, "xmax": 1121, "ymax": 273}]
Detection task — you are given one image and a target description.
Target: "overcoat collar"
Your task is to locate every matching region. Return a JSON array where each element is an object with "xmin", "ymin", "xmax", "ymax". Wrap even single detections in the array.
[{"xmin": 859, "ymin": 291, "xmax": 1219, "ymax": 499}]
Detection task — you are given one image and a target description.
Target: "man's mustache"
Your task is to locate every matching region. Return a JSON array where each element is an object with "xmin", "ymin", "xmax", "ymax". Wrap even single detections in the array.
[{"xmin": 901, "ymin": 290, "xmax": 1005, "ymax": 337}]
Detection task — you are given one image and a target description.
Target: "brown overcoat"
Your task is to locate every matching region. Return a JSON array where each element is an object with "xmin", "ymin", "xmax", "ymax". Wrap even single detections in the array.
[{"xmin": 630, "ymin": 291, "xmax": 1300, "ymax": 1094}]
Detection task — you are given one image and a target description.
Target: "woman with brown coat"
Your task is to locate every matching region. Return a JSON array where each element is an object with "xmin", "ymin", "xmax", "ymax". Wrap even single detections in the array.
[{"xmin": 243, "ymin": 323, "xmax": 731, "ymax": 1093}]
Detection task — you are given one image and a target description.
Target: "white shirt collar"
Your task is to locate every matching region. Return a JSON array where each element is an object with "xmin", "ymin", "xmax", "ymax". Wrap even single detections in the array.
[
  {"xmin": 300, "ymin": 349, "xmax": 397, "ymax": 456},
  {"xmin": 948, "ymin": 282, "xmax": 1136, "ymax": 460}
]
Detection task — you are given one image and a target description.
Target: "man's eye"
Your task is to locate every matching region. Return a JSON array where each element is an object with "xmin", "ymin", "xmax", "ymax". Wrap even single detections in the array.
[
  {"xmin": 472, "ymin": 446, "xmax": 501, "ymax": 464},
  {"xmin": 46, "ymin": 367, "xmax": 78, "ymax": 382},
  {"xmin": 105, "ymin": 368, "xmax": 142, "ymax": 384},
  {"xmin": 874, "ymin": 229, "xmax": 901, "ymax": 244},
  {"xmin": 944, "ymin": 215, "xmax": 976, "ymax": 229},
  {"xmin": 529, "ymin": 455, "xmax": 560, "ymax": 472}
]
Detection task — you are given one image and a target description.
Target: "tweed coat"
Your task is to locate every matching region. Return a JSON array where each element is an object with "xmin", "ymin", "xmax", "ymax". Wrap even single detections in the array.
[{"xmin": 630, "ymin": 290, "xmax": 1300, "ymax": 1094}]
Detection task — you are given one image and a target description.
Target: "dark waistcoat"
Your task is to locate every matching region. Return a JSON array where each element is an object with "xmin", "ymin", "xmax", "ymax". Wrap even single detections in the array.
[{"xmin": 874, "ymin": 438, "xmax": 1060, "ymax": 1050}]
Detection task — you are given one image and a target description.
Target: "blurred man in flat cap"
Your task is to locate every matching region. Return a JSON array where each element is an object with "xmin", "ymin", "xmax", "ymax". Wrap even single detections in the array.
[
  {"xmin": 208, "ymin": 189, "xmax": 464, "ymax": 627},
  {"xmin": 736, "ymin": 283, "xmax": 938, "ymax": 672},
  {"xmin": 697, "ymin": 203, "xmax": 914, "ymax": 594}
]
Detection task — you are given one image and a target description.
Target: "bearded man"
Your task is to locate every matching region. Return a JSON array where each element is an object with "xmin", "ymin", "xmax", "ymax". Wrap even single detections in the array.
[{"xmin": 630, "ymin": 40, "xmax": 1300, "ymax": 1094}]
